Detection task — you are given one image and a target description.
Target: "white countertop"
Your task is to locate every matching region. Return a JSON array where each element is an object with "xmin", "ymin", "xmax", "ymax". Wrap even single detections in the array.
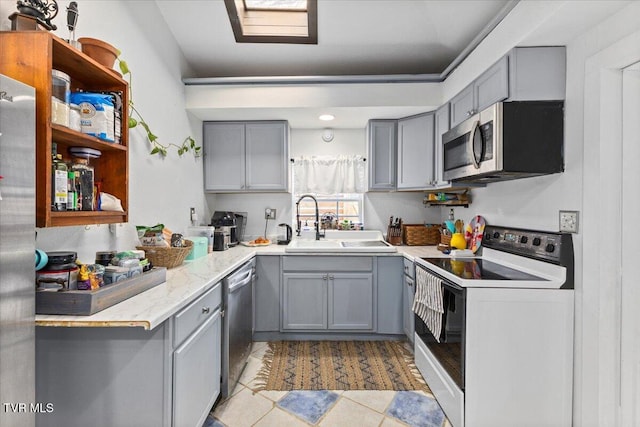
[{"xmin": 35, "ymin": 244, "xmax": 443, "ymax": 330}]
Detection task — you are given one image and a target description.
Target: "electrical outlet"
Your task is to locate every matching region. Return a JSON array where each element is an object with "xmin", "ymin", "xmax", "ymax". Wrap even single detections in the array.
[
  {"xmin": 264, "ymin": 208, "xmax": 276, "ymax": 220},
  {"xmin": 559, "ymin": 210, "xmax": 579, "ymax": 233}
]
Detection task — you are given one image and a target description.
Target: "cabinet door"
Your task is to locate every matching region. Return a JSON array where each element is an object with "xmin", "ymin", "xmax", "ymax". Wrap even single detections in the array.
[
  {"xmin": 368, "ymin": 120, "xmax": 397, "ymax": 190},
  {"xmin": 245, "ymin": 122, "xmax": 289, "ymax": 191},
  {"xmin": 433, "ymin": 103, "xmax": 451, "ymax": 186},
  {"xmin": 173, "ymin": 310, "xmax": 221, "ymax": 427},
  {"xmin": 376, "ymin": 257, "xmax": 403, "ymax": 335},
  {"xmin": 475, "ymin": 55, "xmax": 509, "ymax": 112},
  {"xmin": 397, "ymin": 113, "xmax": 435, "ymax": 189},
  {"xmin": 254, "ymin": 256, "xmax": 280, "ymax": 332},
  {"xmin": 328, "ymin": 273, "xmax": 374, "ymax": 330},
  {"xmin": 203, "ymin": 123, "xmax": 246, "ymax": 191},
  {"xmin": 402, "ymin": 275, "xmax": 415, "ymax": 343},
  {"xmin": 450, "ymin": 84, "xmax": 475, "ymax": 128},
  {"xmin": 282, "ymin": 273, "xmax": 327, "ymax": 330}
]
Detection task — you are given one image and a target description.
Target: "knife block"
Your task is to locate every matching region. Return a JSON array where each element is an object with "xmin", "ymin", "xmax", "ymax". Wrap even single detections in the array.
[{"xmin": 386, "ymin": 225, "xmax": 403, "ymax": 246}]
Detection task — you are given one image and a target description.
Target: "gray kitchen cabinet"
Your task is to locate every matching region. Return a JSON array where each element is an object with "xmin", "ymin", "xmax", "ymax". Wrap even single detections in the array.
[
  {"xmin": 402, "ymin": 258, "xmax": 416, "ymax": 343},
  {"xmin": 450, "ymin": 56, "xmax": 508, "ymax": 127},
  {"xmin": 433, "ymin": 103, "xmax": 450, "ymax": 186},
  {"xmin": 368, "ymin": 120, "xmax": 397, "ymax": 191},
  {"xmin": 36, "ymin": 283, "xmax": 223, "ymax": 427},
  {"xmin": 282, "ymin": 273, "xmax": 327, "ymax": 330},
  {"xmin": 204, "ymin": 121, "xmax": 289, "ymax": 192},
  {"xmin": 397, "ymin": 113, "xmax": 435, "ymax": 190},
  {"xmin": 172, "ymin": 284, "xmax": 222, "ymax": 427},
  {"xmin": 281, "ymin": 256, "xmax": 375, "ymax": 331},
  {"xmin": 328, "ymin": 273, "xmax": 374, "ymax": 330},
  {"xmin": 376, "ymin": 256, "xmax": 404, "ymax": 335},
  {"xmin": 449, "ymin": 47, "xmax": 566, "ymax": 128},
  {"xmin": 254, "ymin": 255, "xmax": 281, "ymax": 332}
]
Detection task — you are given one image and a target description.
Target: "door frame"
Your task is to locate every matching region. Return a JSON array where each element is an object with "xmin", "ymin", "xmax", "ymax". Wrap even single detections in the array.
[{"xmin": 581, "ymin": 29, "xmax": 640, "ymax": 426}]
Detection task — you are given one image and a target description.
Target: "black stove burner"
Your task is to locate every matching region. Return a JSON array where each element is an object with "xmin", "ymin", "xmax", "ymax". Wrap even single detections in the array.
[{"xmin": 421, "ymin": 258, "xmax": 547, "ymax": 281}]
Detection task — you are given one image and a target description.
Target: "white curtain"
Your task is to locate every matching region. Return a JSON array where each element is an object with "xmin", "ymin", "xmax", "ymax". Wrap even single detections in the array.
[{"xmin": 292, "ymin": 155, "xmax": 366, "ymax": 194}]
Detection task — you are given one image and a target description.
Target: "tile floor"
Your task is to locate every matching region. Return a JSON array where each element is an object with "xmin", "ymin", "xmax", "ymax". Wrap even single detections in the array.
[{"xmin": 204, "ymin": 342, "xmax": 452, "ymax": 427}]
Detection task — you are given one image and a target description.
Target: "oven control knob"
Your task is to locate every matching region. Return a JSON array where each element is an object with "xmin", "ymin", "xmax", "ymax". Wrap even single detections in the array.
[
  {"xmin": 545, "ymin": 243, "xmax": 556, "ymax": 253},
  {"xmin": 484, "ymin": 232, "xmax": 491, "ymax": 240},
  {"xmin": 532, "ymin": 237, "xmax": 542, "ymax": 246},
  {"xmin": 520, "ymin": 236, "xmax": 528, "ymax": 244},
  {"xmin": 493, "ymin": 232, "xmax": 500, "ymax": 239}
]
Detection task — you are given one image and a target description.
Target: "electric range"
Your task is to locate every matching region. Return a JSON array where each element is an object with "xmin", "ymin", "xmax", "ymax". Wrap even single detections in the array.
[{"xmin": 412, "ymin": 225, "xmax": 575, "ymax": 427}]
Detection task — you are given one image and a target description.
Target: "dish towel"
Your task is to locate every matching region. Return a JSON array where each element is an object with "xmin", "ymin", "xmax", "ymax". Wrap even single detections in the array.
[{"xmin": 412, "ymin": 267, "xmax": 444, "ymax": 343}]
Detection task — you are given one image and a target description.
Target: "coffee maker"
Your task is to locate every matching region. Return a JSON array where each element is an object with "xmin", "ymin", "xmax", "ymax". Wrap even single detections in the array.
[{"xmin": 210, "ymin": 211, "xmax": 247, "ymax": 247}]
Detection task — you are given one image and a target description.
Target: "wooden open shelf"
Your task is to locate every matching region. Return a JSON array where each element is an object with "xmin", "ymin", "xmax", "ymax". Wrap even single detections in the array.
[{"xmin": 0, "ymin": 31, "xmax": 129, "ymax": 227}]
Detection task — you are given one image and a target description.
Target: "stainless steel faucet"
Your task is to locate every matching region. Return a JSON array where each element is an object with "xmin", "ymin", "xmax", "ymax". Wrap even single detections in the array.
[{"xmin": 295, "ymin": 194, "xmax": 325, "ymax": 240}]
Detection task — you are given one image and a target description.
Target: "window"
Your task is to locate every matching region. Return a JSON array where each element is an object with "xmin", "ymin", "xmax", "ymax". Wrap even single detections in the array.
[
  {"xmin": 224, "ymin": 0, "xmax": 318, "ymax": 44},
  {"xmin": 295, "ymin": 193, "xmax": 364, "ymax": 230}
]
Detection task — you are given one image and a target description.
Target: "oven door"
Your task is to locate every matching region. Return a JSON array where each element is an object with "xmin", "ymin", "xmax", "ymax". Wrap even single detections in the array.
[
  {"xmin": 414, "ymin": 266, "xmax": 466, "ymax": 390},
  {"xmin": 443, "ymin": 103, "xmax": 500, "ymax": 181}
]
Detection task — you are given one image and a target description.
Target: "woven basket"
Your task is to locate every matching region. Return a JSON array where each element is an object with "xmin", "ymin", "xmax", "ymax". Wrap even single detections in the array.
[
  {"xmin": 403, "ymin": 224, "xmax": 440, "ymax": 246},
  {"xmin": 137, "ymin": 240, "xmax": 193, "ymax": 269},
  {"xmin": 441, "ymin": 233, "xmax": 452, "ymax": 247}
]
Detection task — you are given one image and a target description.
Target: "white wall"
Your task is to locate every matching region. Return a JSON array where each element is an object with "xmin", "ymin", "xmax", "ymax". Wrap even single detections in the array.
[{"xmin": 0, "ymin": 1, "xmax": 209, "ymax": 262}]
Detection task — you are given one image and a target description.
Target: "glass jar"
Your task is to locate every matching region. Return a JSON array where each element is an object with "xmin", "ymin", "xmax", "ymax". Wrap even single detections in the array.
[{"xmin": 51, "ymin": 70, "xmax": 70, "ymax": 127}]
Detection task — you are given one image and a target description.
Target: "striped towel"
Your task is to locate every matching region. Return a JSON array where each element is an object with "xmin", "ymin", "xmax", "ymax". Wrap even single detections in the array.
[{"xmin": 412, "ymin": 267, "xmax": 444, "ymax": 343}]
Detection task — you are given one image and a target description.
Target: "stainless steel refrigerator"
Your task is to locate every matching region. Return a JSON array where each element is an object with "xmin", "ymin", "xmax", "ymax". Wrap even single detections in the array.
[{"xmin": 0, "ymin": 74, "xmax": 36, "ymax": 427}]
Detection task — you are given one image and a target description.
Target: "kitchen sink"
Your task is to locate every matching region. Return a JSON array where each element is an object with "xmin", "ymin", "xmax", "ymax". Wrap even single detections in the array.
[{"xmin": 285, "ymin": 230, "xmax": 397, "ymax": 253}]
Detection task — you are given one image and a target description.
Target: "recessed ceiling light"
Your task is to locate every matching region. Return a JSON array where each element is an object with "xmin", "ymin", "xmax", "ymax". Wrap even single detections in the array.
[{"xmin": 319, "ymin": 114, "xmax": 335, "ymax": 121}]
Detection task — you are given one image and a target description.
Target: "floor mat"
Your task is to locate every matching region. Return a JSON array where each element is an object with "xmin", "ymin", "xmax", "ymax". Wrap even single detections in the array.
[{"xmin": 255, "ymin": 340, "xmax": 430, "ymax": 392}]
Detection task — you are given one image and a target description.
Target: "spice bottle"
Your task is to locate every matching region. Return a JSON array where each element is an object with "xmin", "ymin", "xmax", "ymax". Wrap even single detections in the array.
[{"xmin": 51, "ymin": 153, "xmax": 67, "ymax": 211}]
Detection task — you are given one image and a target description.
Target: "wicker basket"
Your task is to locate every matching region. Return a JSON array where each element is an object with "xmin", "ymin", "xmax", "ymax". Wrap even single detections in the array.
[
  {"xmin": 402, "ymin": 224, "xmax": 440, "ymax": 246},
  {"xmin": 441, "ymin": 233, "xmax": 452, "ymax": 247},
  {"xmin": 137, "ymin": 240, "xmax": 193, "ymax": 269}
]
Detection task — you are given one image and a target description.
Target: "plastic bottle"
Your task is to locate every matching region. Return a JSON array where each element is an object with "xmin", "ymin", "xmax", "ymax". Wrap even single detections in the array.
[
  {"xmin": 51, "ymin": 153, "xmax": 67, "ymax": 211},
  {"xmin": 67, "ymin": 169, "xmax": 77, "ymax": 211}
]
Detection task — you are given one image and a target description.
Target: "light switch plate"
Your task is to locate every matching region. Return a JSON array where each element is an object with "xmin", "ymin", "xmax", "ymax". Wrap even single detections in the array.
[{"xmin": 559, "ymin": 210, "xmax": 579, "ymax": 233}]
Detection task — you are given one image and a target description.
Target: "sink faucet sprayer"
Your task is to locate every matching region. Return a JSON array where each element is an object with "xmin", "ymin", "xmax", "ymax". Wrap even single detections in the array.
[{"xmin": 295, "ymin": 194, "xmax": 325, "ymax": 240}]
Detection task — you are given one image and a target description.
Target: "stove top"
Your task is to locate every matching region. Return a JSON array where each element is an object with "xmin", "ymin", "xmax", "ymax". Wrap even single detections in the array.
[{"xmin": 421, "ymin": 258, "xmax": 548, "ymax": 281}]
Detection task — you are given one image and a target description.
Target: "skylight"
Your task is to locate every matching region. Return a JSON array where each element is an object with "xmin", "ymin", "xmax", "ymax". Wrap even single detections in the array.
[{"xmin": 224, "ymin": 0, "xmax": 317, "ymax": 44}]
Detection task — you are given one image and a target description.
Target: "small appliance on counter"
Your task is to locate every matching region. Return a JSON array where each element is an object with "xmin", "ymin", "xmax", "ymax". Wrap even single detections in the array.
[
  {"xmin": 210, "ymin": 211, "xmax": 247, "ymax": 247},
  {"xmin": 213, "ymin": 230, "xmax": 230, "ymax": 251},
  {"xmin": 277, "ymin": 223, "xmax": 292, "ymax": 245}
]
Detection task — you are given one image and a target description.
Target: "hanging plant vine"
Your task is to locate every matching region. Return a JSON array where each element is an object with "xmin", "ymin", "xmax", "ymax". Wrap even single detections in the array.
[{"xmin": 117, "ymin": 57, "xmax": 201, "ymax": 157}]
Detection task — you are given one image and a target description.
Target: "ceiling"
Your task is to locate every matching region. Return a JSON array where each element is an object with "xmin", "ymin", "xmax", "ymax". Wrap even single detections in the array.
[
  {"xmin": 155, "ymin": 0, "xmax": 511, "ymax": 78},
  {"xmin": 154, "ymin": 0, "xmax": 631, "ymax": 128}
]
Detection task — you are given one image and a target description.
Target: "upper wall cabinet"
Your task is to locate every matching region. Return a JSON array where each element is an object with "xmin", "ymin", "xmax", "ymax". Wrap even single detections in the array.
[
  {"xmin": 0, "ymin": 32, "xmax": 129, "ymax": 227},
  {"xmin": 433, "ymin": 103, "xmax": 451, "ymax": 187},
  {"xmin": 368, "ymin": 120, "xmax": 397, "ymax": 191},
  {"xmin": 368, "ymin": 114, "xmax": 436, "ymax": 192},
  {"xmin": 203, "ymin": 121, "xmax": 289, "ymax": 192},
  {"xmin": 397, "ymin": 113, "xmax": 435, "ymax": 190},
  {"xmin": 450, "ymin": 47, "xmax": 566, "ymax": 128}
]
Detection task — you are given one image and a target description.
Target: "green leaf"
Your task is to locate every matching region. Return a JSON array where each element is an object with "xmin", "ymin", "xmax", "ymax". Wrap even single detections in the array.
[
  {"xmin": 118, "ymin": 59, "xmax": 130, "ymax": 75},
  {"xmin": 150, "ymin": 147, "xmax": 160, "ymax": 155},
  {"xmin": 128, "ymin": 117, "xmax": 137, "ymax": 128}
]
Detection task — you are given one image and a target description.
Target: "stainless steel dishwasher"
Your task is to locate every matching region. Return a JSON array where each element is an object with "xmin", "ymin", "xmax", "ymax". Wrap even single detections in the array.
[{"xmin": 221, "ymin": 258, "xmax": 255, "ymax": 397}]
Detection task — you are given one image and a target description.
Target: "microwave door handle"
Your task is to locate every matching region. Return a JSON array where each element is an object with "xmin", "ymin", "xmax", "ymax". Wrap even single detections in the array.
[{"xmin": 469, "ymin": 120, "xmax": 482, "ymax": 169}]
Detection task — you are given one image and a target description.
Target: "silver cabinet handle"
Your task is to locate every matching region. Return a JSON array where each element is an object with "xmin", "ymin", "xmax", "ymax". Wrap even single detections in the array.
[
  {"xmin": 322, "ymin": 274, "xmax": 328, "ymax": 280},
  {"xmin": 202, "ymin": 307, "xmax": 210, "ymax": 314},
  {"xmin": 328, "ymin": 275, "xmax": 334, "ymax": 280}
]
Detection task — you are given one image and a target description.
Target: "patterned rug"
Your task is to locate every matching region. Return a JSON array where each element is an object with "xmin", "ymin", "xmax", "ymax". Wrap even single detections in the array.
[{"xmin": 255, "ymin": 341, "xmax": 430, "ymax": 392}]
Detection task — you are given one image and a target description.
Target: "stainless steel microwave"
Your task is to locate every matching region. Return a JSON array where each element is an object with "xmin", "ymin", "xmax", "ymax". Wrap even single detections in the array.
[{"xmin": 442, "ymin": 101, "xmax": 564, "ymax": 183}]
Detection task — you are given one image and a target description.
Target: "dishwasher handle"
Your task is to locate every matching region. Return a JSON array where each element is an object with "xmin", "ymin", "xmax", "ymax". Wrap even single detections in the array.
[{"xmin": 227, "ymin": 268, "xmax": 253, "ymax": 293}]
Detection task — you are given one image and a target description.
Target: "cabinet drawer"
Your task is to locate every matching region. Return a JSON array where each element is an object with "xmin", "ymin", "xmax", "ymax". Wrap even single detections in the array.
[
  {"xmin": 282, "ymin": 256, "xmax": 373, "ymax": 272},
  {"xmin": 403, "ymin": 258, "xmax": 415, "ymax": 278},
  {"xmin": 174, "ymin": 282, "xmax": 222, "ymax": 347}
]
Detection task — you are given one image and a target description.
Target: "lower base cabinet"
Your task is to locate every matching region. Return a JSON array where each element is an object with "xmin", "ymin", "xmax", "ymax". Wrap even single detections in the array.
[
  {"xmin": 173, "ymin": 310, "xmax": 221, "ymax": 427},
  {"xmin": 281, "ymin": 256, "xmax": 375, "ymax": 332},
  {"xmin": 36, "ymin": 283, "xmax": 222, "ymax": 427}
]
